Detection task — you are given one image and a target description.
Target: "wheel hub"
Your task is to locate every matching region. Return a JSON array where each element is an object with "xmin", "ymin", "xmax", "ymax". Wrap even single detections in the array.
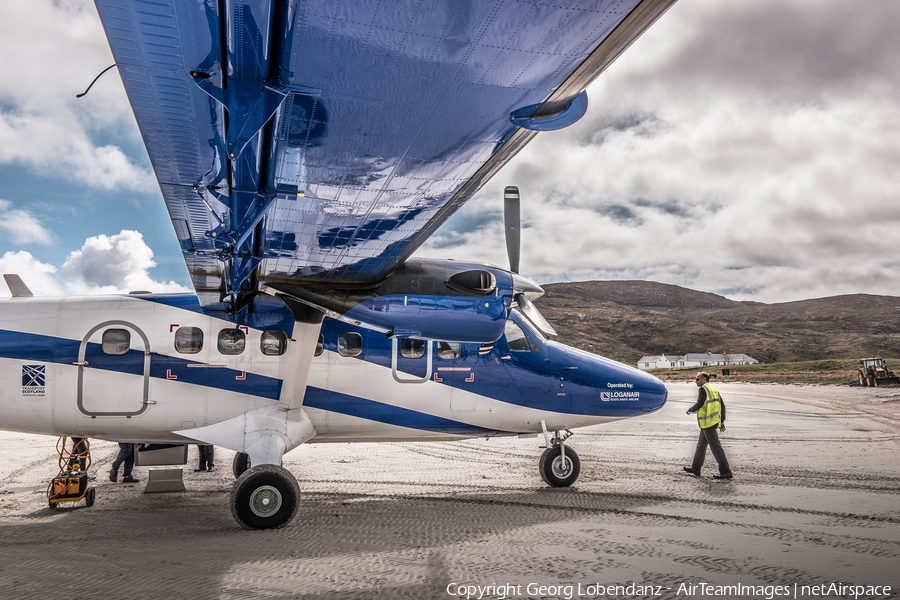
[
  {"xmin": 551, "ymin": 455, "xmax": 573, "ymax": 479},
  {"xmin": 249, "ymin": 485, "xmax": 283, "ymax": 517}
]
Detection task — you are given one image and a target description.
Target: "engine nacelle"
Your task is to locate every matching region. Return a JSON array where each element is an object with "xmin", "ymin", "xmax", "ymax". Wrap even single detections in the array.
[{"xmin": 264, "ymin": 259, "xmax": 523, "ymax": 343}]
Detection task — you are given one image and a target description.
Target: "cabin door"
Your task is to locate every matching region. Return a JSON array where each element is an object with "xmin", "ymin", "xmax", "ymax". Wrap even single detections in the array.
[{"xmin": 77, "ymin": 320, "xmax": 152, "ymax": 417}]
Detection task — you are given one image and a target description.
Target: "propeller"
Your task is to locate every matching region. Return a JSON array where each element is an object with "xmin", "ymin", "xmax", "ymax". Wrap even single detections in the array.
[
  {"xmin": 504, "ymin": 186, "xmax": 520, "ymax": 275},
  {"xmin": 503, "ymin": 186, "xmax": 557, "ymax": 337}
]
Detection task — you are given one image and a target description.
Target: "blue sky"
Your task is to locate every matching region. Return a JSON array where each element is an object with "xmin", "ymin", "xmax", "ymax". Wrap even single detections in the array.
[{"xmin": 3, "ymin": 0, "xmax": 900, "ymax": 303}]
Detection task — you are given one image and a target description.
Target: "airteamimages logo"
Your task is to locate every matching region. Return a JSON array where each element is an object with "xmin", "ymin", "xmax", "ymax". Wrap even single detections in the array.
[{"xmin": 22, "ymin": 365, "xmax": 46, "ymax": 396}]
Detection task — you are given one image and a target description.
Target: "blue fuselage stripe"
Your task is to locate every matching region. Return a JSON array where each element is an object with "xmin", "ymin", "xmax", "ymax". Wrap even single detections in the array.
[
  {"xmin": 303, "ymin": 386, "xmax": 495, "ymax": 436},
  {"xmin": 0, "ymin": 329, "xmax": 282, "ymax": 401}
]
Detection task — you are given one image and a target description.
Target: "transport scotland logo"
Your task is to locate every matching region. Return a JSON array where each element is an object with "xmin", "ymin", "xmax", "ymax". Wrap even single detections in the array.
[{"xmin": 22, "ymin": 365, "xmax": 46, "ymax": 396}]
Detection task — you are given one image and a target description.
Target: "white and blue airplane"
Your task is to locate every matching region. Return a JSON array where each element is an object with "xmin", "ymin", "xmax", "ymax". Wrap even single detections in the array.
[{"xmin": 0, "ymin": 0, "xmax": 673, "ymax": 529}]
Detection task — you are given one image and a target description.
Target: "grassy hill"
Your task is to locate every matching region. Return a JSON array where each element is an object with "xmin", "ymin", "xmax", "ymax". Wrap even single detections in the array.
[{"xmin": 533, "ymin": 280, "xmax": 900, "ymax": 375}]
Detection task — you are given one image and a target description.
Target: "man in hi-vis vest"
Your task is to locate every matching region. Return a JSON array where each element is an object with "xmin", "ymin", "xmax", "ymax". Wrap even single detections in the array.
[{"xmin": 683, "ymin": 372, "xmax": 733, "ymax": 479}]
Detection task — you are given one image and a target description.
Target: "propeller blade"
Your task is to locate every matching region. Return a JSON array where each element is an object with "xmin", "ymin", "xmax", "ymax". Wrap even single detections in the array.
[
  {"xmin": 516, "ymin": 293, "xmax": 557, "ymax": 337},
  {"xmin": 504, "ymin": 186, "xmax": 520, "ymax": 274}
]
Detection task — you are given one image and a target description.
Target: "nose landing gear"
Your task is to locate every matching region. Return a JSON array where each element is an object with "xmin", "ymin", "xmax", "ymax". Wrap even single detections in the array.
[{"xmin": 539, "ymin": 422, "xmax": 580, "ymax": 487}]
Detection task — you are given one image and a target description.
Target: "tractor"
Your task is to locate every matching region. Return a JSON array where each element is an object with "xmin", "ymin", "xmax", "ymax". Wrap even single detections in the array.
[{"xmin": 857, "ymin": 357, "xmax": 900, "ymax": 387}]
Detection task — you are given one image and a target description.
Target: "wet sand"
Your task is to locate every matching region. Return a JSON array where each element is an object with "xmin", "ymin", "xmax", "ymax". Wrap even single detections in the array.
[{"xmin": 1, "ymin": 383, "xmax": 898, "ymax": 599}]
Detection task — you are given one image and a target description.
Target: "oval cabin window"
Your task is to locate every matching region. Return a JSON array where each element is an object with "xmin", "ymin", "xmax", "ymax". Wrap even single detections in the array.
[
  {"xmin": 218, "ymin": 328, "xmax": 246, "ymax": 355},
  {"xmin": 260, "ymin": 330, "xmax": 287, "ymax": 356},
  {"xmin": 337, "ymin": 332, "xmax": 363, "ymax": 357},
  {"xmin": 101, "ymin": 329, "xmax": 131, "ymax": 355},
  {"xmin": 175, "ymin": 327, "xmax": 203, "ymax": 354}
]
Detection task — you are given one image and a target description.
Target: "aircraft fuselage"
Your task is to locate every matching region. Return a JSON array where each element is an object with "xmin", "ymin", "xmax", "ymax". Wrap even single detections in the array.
[{"xmin": 0, "ymin": 293, "xmax": 667, "ymax": 444}]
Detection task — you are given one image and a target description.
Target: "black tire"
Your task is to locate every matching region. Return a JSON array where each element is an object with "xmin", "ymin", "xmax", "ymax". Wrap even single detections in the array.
[
  {"xmin": 233, "ymin": 452, "xmax": 251, "ymax": 479},
  {"xmin": 539, "ymin": 445, "xmax": 580, "ymax": 487},
  {"xmin": 230, "ymin": 464, "xmax": 300, "ymax": 530},
  {"xmin": 868, "ymin": 375, "xmax": 875, "ymax": 387},
  {"xmin": 859, "ymin": 373, "xmax": 865, "ymax": 386},
  {"xmin": 48, "ymin": 497, "xmax": 57, "ymax": 510},
  {"xmin": 85, "ymin": 487, "xmax": 96, "ymax": 507}
]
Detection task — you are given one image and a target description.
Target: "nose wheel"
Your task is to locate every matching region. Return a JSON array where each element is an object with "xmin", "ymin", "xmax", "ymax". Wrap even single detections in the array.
[
  {"xmin": 230, "ymin": 464, "xmax": 300, "ymax": 529},
  {"xmin": 538, "ymin": 422, "xmax": 580, "ymax": 487},
  {"xmin": 539, "ymin": 445, "xmax": 580, "ymax": 487}
]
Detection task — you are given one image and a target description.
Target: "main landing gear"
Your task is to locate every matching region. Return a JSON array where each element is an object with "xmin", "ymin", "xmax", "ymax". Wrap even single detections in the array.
[
  {"xmin": 539, "ymin": 423, "xmax": 580, "ymax": 487},
  {"xmin": 230, "ymin": 464, "xmax": 301, "ymax": 530},
  {"xmin": 232, "ymin": 452, "xmax": 251, "ymax": 478}
]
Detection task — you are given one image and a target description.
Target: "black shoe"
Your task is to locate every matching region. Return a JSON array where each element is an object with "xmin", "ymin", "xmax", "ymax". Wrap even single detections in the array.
[
  {"xmin": 713, "ymin": 472, "xmax": 733, "ymax": 480},
  {"xmin": 206, "ymin": 466, "xmax": 215, "ymax": 472},
  {"xmin": 194, "ymin": 467, "xmax": 206, "ymax": 472},
  {"xmin": 683, "ymin": 467, "xmax": 700, "ymax": 476}
]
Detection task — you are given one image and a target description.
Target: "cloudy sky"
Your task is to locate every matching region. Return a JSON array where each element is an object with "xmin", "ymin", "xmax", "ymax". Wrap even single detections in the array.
[{"xmin": 2, "ymin": 0, "xmax": 899, "ymax": 303}]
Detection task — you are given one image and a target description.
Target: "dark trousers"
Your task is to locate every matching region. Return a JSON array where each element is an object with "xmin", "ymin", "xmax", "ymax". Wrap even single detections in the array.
[
  {"xmin": 691, "ymin": 426, "xmax": 731, "ymax": 475},
  {"xmin": 112, "ymin": 443, "xmax": 135, "ymax": 476},
  {"xmin": 198, "ymin": 445, "xmax": 215, "ymax": 469}
]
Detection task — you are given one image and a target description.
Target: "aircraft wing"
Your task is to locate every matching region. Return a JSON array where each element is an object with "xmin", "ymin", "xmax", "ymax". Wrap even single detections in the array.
[{"xmin": 95, "ymin": 0, "xmax": 675, "ymax": 312}]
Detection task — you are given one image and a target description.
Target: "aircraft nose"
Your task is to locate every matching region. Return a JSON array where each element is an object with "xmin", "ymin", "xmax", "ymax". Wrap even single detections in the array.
[
  {"xmin": 589, "ymin": 355, "xmax": 668, "ymax": 417},
  {"xmin": 563, "ymin": 346, "xmax": 667, "ymax": 417},
  {"xmin": 640, "ymin": 374, "xmax": 668, "ymax": 413}
]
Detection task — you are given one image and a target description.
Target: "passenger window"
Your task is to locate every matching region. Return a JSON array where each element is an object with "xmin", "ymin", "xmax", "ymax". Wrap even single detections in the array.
[
  {"xmin": 338, "ymin": 332, "xmax": 363, "ymax": 357},
  {"xmin": 218, "ymin": 328, "xmax": 246, "ymax": 355},
  {"xmin": 174, "ymin": 327, "xmax": 203, "ymax": 354},
  {"xmin": 260, "ymin": 330, "xmax": 287, "ymax": 356},
  {"xmin": 436, "ymin": 341, "xmax": 461, "ymax": 359},
  {"xmin": 315, "ymin": 333, "xmax": 324, "ymax": 357},
  {"xmin": 504, "ymin": 321, "xmax": 531, "ymax": 352},
  {"xmin": 102, "ymin": 329, "xmax": 130, "ymax": 355},
  {"xmin": 400, "ymin": 338, "xmax": 426, "ymax": 359}
]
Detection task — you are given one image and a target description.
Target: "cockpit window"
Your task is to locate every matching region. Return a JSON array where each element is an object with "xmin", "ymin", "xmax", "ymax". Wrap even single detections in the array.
[
  {"xmin": 504, "ymin": 321, "xmax": 531, "ymax": 352},
  {"xmin": 517, "ymin": 314, "xmax": 547, "ymax": 343}
]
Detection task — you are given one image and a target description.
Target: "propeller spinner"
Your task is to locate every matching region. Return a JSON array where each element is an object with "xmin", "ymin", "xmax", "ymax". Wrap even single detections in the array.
[{"xmin": 503, "ymin": 186, "xmax": 557, "ymax": 337}]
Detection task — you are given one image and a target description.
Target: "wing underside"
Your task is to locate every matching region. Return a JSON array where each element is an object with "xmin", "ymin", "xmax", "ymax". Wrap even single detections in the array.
[{"xmin": 95, "ymin": 0, "xmax": 675, "ymax": 311}]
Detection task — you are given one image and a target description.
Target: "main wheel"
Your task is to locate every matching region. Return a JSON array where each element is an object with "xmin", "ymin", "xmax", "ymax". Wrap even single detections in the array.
[
  {"xmin": 230, "ymin": 464, "xmax": 300, "ymax": 530},
  {"xmin": 539, "ymin": 445, "xmax": 580, "ymax": 487},
  {"xmin": 233, "ymin": 452, "xmax": 251, "ymax": 479},
  {"xmin": 84, "ymin": 487, "xmax": 96, "ymax": 507}
]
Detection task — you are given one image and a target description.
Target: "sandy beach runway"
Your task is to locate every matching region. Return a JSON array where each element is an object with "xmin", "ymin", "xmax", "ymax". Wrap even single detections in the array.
[{"xmin": 1, "ymin": 383, "xmax": 898, "ymax": 599}]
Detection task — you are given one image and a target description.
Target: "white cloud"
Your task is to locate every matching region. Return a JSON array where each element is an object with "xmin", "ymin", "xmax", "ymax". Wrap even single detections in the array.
[
  {"xmin": 422, "ymin": 0, "xmax": 900, "ymax": 303},
  {"xmin": 60, "ymin": 230, "xmax": 189, "ymax": 295},
  {"xmin": 0, "ymin": 251, "xmax": 63, "ymax": 297},
  {"xmin": 0, "ymin": 199, "xmax": 53, "ymax": 245},
  {"xmin": 0, "ymin": 0, "xmax": 155, "ymax": 191}
]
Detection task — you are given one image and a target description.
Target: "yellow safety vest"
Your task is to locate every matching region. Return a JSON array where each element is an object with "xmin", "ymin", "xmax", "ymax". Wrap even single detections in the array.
[{"xmin": 697, "ymin": 384, "xmax": 722, "ymax": 428}]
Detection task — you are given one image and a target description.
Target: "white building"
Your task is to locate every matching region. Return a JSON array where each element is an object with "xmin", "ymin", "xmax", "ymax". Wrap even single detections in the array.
[
  {"xmin": 638, "ymin": 352, "xmax": 759, "ymax": 370},
  {"xmin": 637, "ymin": 355, "xmax": 680, "ymax": 370}
]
